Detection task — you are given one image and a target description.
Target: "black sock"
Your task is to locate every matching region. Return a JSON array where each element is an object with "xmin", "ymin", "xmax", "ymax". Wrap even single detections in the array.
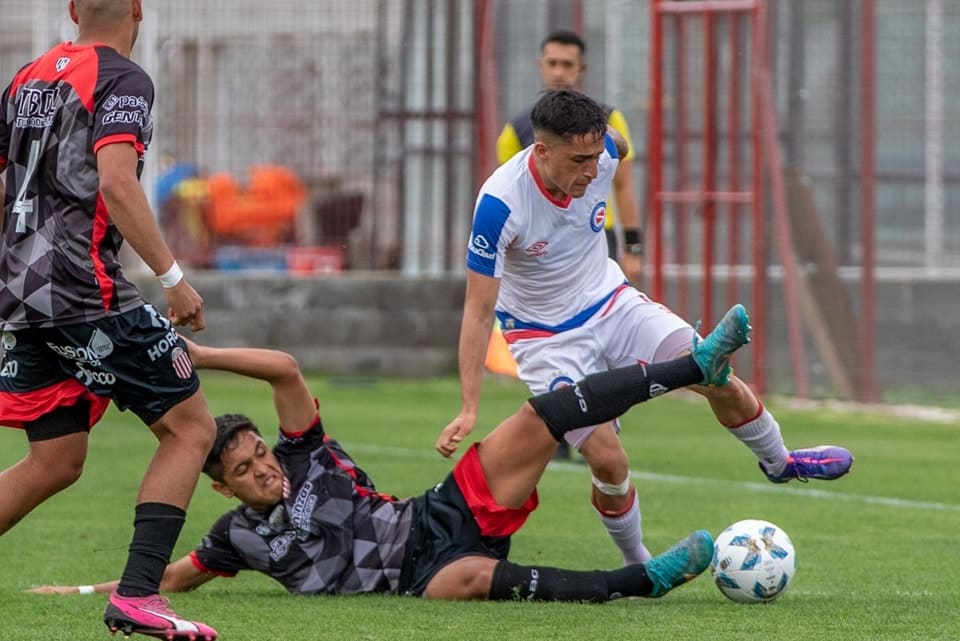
[
  {"xmin": 604, "ymin": 564, "xmax": 654, "ymax": 598},
  {"xmin": 488, "ymin": 560, "xmax": 654, "ymax": 603},
  {"xmin": 116, "ymin": 502, "xmax": 186, "ymax": 597},
  {"xmin": 527, "ymin": 356, "xmax": 703, "ymax": 441}
]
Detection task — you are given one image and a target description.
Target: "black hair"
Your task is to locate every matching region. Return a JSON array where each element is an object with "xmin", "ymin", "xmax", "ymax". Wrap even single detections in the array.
[
  {"xmin": 530, "ymin": 89, "xmax": 608, "ymax": 143},
  {"xmin": 204, "ymin": 414, "xmax": 262, "ymax": 482},
  {"xmin": 541, "ymin": 29, "xmax": 586, "ymax": 55}
]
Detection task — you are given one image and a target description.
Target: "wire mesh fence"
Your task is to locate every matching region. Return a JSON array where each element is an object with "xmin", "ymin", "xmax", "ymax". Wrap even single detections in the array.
[{"xmin": 3, "ymin": 0, "xmax": 960, "ymax": 401}]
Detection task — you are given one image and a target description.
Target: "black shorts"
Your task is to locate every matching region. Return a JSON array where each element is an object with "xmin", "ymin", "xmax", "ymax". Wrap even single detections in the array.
[
  {"xmin": 0, "ymin": 304, "xmax": 199, "ymax": 429},
  {"xmin": 397, "ymin": 472, "xmax": 512, "ymax": 596}
]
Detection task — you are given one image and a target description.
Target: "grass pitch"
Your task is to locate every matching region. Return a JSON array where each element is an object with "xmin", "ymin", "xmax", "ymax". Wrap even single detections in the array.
[{"xmin": 1, "ymin": 373, "xmax": 957, "ymax": 641}]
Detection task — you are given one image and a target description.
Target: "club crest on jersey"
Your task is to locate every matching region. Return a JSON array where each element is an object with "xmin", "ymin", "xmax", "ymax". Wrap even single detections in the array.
[
  {"xmin": 56, "ymin": 57, "xmax": 70, "ymax": 72},
  {"xmin": 589, "ymin": 201, "xmax": 607, "ymax": 232},
  {"xmin": 170, "ymin": 347, "xmax": 194, "ymax": 379},
  {"xmin": 548, "ymin": 375, "xmax": 575, "ymax": 391}
]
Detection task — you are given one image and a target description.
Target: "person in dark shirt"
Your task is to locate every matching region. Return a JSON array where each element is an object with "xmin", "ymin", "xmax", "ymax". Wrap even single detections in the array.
[
  {"xmin": 27, "ymin": 305, "xmax": 754, "ymax": 609},
  {"xmin": 0, "ymin": 1, "xmax": 215, "ymax": 638}
]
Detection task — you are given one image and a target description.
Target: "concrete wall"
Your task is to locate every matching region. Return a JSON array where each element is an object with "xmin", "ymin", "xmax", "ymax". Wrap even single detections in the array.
[
  {"xmin": 137, "ymin": 271, "xmax": 960, "ymax": 402},
  {"xmin": 138, "ymin": 273, "xmax": 464, "ymax": 378}
]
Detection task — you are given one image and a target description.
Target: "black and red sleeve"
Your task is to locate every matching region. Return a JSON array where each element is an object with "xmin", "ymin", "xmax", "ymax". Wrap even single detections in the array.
[
  {"xmin": 91, "ymin": 51, "xmax": 154, "ymax": 156},
  {"xmin": 190, "ymin": 511, "xmax": 248, "ymax": 577}
]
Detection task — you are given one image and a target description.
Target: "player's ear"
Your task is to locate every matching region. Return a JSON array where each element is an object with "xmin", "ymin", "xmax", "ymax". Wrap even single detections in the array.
[
  {"xmin": 533, "ymin": 140, "xmax": 550, "ymax": 160},
  {"xmin": 68, "ymin": 1, "xmax": 80, "ymax": 25},
  {"xmin": 211, "ymin": 481, "xmax": 235, "ymax": 499}
]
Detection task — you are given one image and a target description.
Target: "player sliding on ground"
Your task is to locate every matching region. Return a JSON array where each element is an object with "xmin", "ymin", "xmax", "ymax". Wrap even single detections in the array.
[{"xmin": 32, "ymin": 305, "xmax": 750, "ymax": 628}]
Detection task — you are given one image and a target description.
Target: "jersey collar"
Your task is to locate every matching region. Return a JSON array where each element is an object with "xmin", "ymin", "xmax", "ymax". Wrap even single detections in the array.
[{"xmin": 527, "ymin": 153, "xmax": 572, "ymax": 209}]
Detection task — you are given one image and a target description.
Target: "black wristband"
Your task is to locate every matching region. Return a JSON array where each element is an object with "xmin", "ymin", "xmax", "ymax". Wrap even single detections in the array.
[{"xmin": 623, "ymin": 229, "xmax": 644, "ymax": 256}]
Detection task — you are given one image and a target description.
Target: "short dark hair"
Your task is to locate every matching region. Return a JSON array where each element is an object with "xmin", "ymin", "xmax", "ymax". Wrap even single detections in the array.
[
  {"xmin": 204, "ymin": 414, "xmax": 262, "ymax": 482},
  {"xmin": 541, "ymin": 29, "xmax": 586, "ymax": 55},
  {"xmin": 530, "ymin": 89, "xmax": 607, "ymax": 143}
]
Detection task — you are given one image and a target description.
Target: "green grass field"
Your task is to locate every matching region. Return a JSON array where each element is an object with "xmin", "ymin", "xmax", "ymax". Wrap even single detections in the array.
[{"xmin": 1, "ymin": 373, "xmax": 957, "ymax": 641}]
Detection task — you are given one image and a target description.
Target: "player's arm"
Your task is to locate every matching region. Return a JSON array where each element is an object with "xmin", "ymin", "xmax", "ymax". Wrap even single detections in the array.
[
  {"xmin": 605, "ymin": 126, "xmax": 629, "ymax": 161},
  {"xmin": 184, "ymin": 338, "xmax": 317, "ymax": 435},
  {"xmin": 458, "ymin": 269, "xmax": 501, "ymax": 416},
  {"xmin": 607, "ymin": 112, "xmax": 643, "ymax": 282},
  {"xmin": 25, "ymin": 555, "xmax": 217, "ymax": 595},
  {"xmin": 96, "ymin": 143, "xmax": 175, "ymax": 273},
  {"xmin": 612, "ymin": 158, "xmax": 643, "ymax": 283},
  {"xmin": 96, "ymin": 142, "xmax": 206, "ymax": 330},
  {"xmin": 436, "ymin": 269, "xmax": 501, "ymax": 457}
]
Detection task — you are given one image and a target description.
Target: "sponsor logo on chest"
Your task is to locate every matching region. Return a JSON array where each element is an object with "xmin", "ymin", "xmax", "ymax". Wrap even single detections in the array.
[{"xmin": 15, "ymin": 87, "xmax": 58, "ymax": 128}]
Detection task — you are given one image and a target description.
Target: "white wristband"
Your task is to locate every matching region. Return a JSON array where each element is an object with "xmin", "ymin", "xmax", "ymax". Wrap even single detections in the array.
[
  {"xmin": 157, "ymin": 261, "xmax": 184, "ymax": 288},
  {"xmin": 78, "ymin": 585, "xmax": 96, "ymax": 595}
]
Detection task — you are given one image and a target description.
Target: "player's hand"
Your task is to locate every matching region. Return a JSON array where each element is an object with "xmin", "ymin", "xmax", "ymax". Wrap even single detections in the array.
[
  {"xmin": 164, "ymin": 279, "xmax": 206, "ymax": 332},
  {"xmin": 435, "ymin": 412, "xmax": 477, "ymax": 458},
  {"xmin": 25, "ymin": 585, "xmax": 84, "ymax": 595},
  {"xmin": 619, "ymin": 253, "xmax": 643, "ymax": 286}
]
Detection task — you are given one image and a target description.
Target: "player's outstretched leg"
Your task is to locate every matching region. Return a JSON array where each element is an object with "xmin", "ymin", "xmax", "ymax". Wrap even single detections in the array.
[
  {"xmin": 642, "ymin": 530, "xmax": 715, "ymax": 598},
  {"xmin": 104, "ymin": 591, "xmax": 218, "ymax": 640},
  {"xmin": 760, "ymin": 445, "xmax": 854, "ymax": 483},
  {"xmin": 691, "ymin": 304, "xmax": 752, "ymax": 387}
]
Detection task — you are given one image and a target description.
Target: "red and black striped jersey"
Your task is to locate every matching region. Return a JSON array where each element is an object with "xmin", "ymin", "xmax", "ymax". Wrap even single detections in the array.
[{"xmin": 0, "ymin": 42, "xmax": 152, "ymax": 329}]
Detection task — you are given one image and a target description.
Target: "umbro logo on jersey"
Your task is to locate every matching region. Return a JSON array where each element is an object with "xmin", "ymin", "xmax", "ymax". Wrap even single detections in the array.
[
  {"xmin": 56, "ymin": 57, "xmax": 70, "ymax": 72},
  {"xmin": 525, "ymin": 241, "xmax": 548, "ymax": 257}
]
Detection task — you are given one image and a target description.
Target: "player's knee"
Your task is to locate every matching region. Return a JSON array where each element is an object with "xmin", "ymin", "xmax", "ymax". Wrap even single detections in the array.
[
  {"xmin": 51, "ymin": 459, "xmax": 85, "ymax": 490},
  {"xmin": 583, "ymin": 449, "xmax": 629, "ymax": 481},
  {"xmin": 464, "ymin": 563, "xmax": 497, "ymax": 599},
  {"xmin": 580, "ymin": 436, "xmax": 629, "ymax": 479},
  {"xmin": 29, "ymin": 450, "xmax": 85, "ymax": 491},
  {"xmin": 158, "ymin": 412, "xmax": 216, "ymax": 453},
  {"xmin": 189, "ymin": 415, "xmax": 217, "ymax": 452}
]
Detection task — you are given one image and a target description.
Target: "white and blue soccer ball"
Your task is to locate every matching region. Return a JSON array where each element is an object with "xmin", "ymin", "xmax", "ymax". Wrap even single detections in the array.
[{"xmin": 711, "ymin": 519, "xmax": 796, "ymax": 603}]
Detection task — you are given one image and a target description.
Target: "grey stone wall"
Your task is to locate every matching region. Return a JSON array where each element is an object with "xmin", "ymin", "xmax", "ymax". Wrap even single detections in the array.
[
  {"xmin": 137, "ymin": 271, "xmax": 960, "ymax": 400},
  {"xmin": 138, "ymin": 273, "xmax": 464, "ymax": 378}
]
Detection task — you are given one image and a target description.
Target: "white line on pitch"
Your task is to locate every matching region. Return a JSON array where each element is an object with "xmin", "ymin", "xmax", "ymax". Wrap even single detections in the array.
[{"xmin": 344, "ymin": 442, "xmax": 960, "ymax": 514}]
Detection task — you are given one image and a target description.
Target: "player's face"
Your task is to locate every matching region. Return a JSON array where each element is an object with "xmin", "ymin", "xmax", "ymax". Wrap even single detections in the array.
[
  {"xmin": 535, "ymin": 131, "xmax": 606, "ymax": 199},
  {"xmin": 538, "ymin": 42, "xmax": 585, "ymax": 91},
  {"xmin": 215, "ymin": 431, "xmax": 287, "ymax": 510}
]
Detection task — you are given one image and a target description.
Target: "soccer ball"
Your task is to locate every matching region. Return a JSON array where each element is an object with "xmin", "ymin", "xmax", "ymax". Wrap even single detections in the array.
[{"xmin": 711, "ymin": 519, "xmax": 796, "ymax": 603}]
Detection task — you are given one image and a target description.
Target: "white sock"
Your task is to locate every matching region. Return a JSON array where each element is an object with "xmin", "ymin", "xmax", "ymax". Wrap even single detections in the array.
[
  {"xmin": 595, "ymin": 490, "xmax": 651, "ymax": 565},
  {"xmin": 727, "ymin": 405, "xmax": 790, "ymax": 475}
]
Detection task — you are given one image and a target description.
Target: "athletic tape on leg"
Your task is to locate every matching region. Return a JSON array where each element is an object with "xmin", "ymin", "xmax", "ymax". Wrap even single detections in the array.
[{"xmin": 591, "ymin": 475, "xmax": 632, "ymax": 497}]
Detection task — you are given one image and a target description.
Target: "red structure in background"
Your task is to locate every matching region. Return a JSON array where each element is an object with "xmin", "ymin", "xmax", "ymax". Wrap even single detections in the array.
[
  {"xmin": 646, "ymin": 0, "xmax": 877, "ymax": 400},
  {"xmin": 648, "ymin": 0, "xmax": 771, "ymax": 392}
]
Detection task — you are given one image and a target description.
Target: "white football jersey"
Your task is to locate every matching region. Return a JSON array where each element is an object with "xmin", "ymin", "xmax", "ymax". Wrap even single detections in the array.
[{"xmin": 466, "ymin": 134, "xmax": 627, "ymax": 331}]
